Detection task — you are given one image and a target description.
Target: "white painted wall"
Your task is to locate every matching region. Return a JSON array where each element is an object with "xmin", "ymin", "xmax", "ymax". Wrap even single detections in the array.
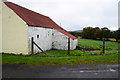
[
  {"xmin": 71, "ymin": 39, "xmax": 78, "ymax": 49},
  {"xmin": 52, "ymin": 29, "xmax": 78, "ymax": 50},
  {"xmin": 28, "ymin": 26, "xmax": 53, "ymax": 54},
  {"xmin": 28, "ymin": 27, "xmax": 78, "ymax": 54},
  {"xmin": 28, "ymin": 26, "xmax": 78, "ymax": 54}
]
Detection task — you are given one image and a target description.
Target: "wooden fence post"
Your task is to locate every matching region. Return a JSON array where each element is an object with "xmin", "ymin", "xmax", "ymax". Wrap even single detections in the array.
[
  {"xmin": 31, "ymin": 37, "xmax": 34, "ymax": 55},
  {"xmin": 68, "ymin": 37, "xmax": 70, "ymax": 55},
  {"xmin": 102, "ymin": 38, "xmax": 105, "ymax": 54}
]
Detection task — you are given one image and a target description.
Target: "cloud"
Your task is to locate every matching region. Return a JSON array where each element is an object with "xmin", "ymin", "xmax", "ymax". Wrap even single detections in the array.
[{"xmin": 8, "ymin": 0, "xmax": 119, "ymax": 31}]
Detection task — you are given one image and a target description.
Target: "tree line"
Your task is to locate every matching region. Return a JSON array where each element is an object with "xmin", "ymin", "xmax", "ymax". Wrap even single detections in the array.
[{"xmin": 70, "ymin": 27, "xmax": 120, "ymax": 42}]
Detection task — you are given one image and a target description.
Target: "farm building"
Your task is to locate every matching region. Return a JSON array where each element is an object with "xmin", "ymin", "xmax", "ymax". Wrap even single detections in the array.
[{"xmin": 0, "ymin": 1, "xmax": 78, "ymax": 55}]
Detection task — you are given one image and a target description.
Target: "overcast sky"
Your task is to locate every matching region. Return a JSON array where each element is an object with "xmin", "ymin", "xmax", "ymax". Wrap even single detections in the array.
[{"xmin": 8, "ymin": 0, "xmax": 119, "ymax": 31}]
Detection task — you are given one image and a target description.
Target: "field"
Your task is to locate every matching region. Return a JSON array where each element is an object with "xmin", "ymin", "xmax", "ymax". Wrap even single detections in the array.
[
  {"xmin": 77, "ymin": 38, "xmax": 118, "ymax": 54},
  {"xmin": 2, "ymin": 38, "xmax": 120, "ymax": 65}
]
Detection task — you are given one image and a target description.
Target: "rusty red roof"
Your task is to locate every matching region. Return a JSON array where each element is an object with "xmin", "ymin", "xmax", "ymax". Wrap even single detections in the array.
[{"xmin": 4, "ymin": 1, "xmax": 77, "ymax": 39}]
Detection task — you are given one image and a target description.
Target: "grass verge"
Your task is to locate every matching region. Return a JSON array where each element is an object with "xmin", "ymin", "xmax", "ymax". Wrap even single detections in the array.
[
  {"xmin": 2, "ymin": 38, "xmax": 119, "ymax": 65},
  {"xmin": 2, "ymin": 52, "xmax": 119, "ymax": 65}
]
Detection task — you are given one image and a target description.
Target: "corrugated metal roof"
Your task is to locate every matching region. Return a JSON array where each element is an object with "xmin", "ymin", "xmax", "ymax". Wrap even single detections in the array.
[{"xmin": 4, "ymin": 1, "xmax": 77, "ymax": 39}]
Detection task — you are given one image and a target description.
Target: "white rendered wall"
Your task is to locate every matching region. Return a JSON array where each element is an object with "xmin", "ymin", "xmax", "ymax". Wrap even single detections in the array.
[
  {"xmin": 28, "ymin": 27, "xmax": 53, "ymax": 54},
  {"xmin": 52, "ymin": 29, "xmax": 78, "ymax": 50},
  {"xmin": 71, "ymin": 39, "xmax": 78, "ymax": 49},
  {"xmin": 28, "ymin": 26, "xmax": 78, "ymax": 54}
]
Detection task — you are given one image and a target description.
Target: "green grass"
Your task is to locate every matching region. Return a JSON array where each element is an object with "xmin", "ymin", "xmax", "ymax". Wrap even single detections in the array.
[
  {"xmin": 2, "ymin": 53, "xmax": 119, "ymax": 65},
  {"xmin": 2, "ymin": 38, "xmax": 119, "ymax": 65},
  {"xmin": 109, "ymin": 38, "xmax": 116, "ymax": 42},
  {"xmin": 78, "ymin": 38, "xmax": 118, "ymax": 50}
]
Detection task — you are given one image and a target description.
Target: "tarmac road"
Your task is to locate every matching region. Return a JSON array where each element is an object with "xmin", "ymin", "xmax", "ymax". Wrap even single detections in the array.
[{"xmin": 2, "ymin": 63, "xmax": 119, "ymax": 78}]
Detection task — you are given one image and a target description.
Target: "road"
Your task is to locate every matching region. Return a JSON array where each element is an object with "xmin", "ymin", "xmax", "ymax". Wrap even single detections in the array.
[{"xmin": 2, "ymin": 63, "xmax": 119, "ymax": 78}]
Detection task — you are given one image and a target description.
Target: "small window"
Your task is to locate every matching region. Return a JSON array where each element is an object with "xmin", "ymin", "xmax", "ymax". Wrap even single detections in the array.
[{"xmin": 37, "ymin": 35, "xmax": 39, "ymax": 38}]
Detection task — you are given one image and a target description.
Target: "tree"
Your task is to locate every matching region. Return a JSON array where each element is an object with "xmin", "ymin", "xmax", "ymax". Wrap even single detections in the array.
[
  {"xmin": 82, "ymin": 27, "xmax": 102, "ymax": 39},
  {"xmin": 93, "ymin": 27, "xmax": 102, "ymax": 39},
  {"xmin": 82, "ymin": 27, "xmax": 112, "ymax": 41},
  {"xmin": 113, "ymin": 28, "xmax": 120, "ymax": 42},
  {"xmin": 101, "ymin": 27, "xmax": 111, "ymax": 41},
  {"xmin": 82, "ymin": 27, "xmax": 94, "ymax": 39},
  {"xmin": 69, "ymin": 32, "xmax": 79, "ymax": 38}
]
